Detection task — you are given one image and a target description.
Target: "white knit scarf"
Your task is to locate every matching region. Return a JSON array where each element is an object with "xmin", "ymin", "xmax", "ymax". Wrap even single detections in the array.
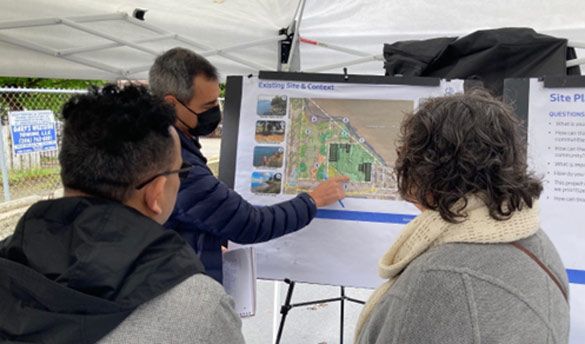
[{"xmin": 354, "ymin": 197, "xmax": 540, "ymax": 342}]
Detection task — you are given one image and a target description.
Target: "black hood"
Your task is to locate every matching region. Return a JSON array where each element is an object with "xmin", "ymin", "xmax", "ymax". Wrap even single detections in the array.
[{"xmin": 0, "ymin": 196, "xmax": 204, "ymax": 343}]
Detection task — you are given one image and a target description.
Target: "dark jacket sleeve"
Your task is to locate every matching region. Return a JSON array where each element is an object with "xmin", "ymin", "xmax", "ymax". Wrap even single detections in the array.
[{"xmin": 168, "ymin": 161, "xmax": 317, "ymax": 244}]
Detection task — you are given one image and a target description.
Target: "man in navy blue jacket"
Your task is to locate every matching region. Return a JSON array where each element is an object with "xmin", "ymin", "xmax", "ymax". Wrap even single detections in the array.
[{"xmin": 149, "ymin": 47, "xmax": 349, "ymax": 283}]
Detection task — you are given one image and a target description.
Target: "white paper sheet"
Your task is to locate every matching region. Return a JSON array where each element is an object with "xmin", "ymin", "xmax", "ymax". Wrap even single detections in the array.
[
  {"xmin": 527, "ymin": 78, "xmax": 585, "ymax": 343},
  {"xmin": 223, "ymin": 247, "xmax": 257, "ymax": 317}
]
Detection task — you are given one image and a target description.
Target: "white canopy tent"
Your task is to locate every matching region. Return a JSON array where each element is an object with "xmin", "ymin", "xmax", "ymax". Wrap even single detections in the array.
[
  {"xmin": 1, "ymin": 1, "xmax": 585, "ymax": 343},
  {"xmin": 1, "ymin": 0, "xmax": 585, "ymax": 80}
]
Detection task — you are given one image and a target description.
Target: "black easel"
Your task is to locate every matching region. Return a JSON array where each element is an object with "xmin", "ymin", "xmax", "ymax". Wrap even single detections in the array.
[{"xmin": 275, "ymin": 278, "xmax": 365, "ymax": 344}]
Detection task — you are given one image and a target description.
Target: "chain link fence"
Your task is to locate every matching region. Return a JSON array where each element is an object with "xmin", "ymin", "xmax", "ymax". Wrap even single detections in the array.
[
  {"xmin": 0, "ymin": 87, "xmax": 86, "ymax": 239},
  {"xmin": 0, "ymin": 89, "xmax": 224, "ymax": 240}
]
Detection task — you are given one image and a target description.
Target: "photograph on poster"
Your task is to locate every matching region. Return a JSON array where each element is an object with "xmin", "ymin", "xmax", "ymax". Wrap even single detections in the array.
[
  {"xmin": 255, "ymin": 120, "xmax": 286, "ymax": 143},
  {"xmin": 253, "ymin": 146, "xmax": 284, "ymax": 168},
  {"xmin": 251, "ymin": 172, "xmax": 282, "ymax": 194},
  {"xmin": 257, "ymin": 95, "xmax": 287, "ymax": 117}
]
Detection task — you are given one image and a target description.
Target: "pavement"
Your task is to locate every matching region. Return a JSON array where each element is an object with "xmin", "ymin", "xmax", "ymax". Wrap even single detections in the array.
[{"xmin": 242, "ymin": 280, "xmax": 374, "ymax": 344}]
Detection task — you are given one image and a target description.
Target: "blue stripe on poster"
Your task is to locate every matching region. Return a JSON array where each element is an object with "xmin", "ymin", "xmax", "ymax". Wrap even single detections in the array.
[
  {"xmin": 567, "ymin": 269, "xmax": 585, "ymax": 285},
  {"xmin": 315, "ymin": 209, "xmax": 416, "ymax": 224},
  {"xmin": 311, "ymin": 209, "xmax": 585, "ymax": 285}
]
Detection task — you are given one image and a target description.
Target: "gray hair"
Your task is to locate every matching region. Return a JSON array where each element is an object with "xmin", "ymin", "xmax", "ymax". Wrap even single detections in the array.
[{"xmin": 149, "ymin": 47, "xmax": 218, "ymax": 103}]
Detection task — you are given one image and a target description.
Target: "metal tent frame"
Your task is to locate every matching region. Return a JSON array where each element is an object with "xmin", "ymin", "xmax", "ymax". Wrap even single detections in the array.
[{"xmin": 0, "ymin": 12, "xmax": 284, "ymax": 79}]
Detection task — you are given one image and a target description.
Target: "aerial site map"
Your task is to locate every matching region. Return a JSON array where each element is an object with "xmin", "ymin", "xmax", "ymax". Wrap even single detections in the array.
[{"xmin": 283, "ymin": 98, "xmax": 413, "ymax": 200}]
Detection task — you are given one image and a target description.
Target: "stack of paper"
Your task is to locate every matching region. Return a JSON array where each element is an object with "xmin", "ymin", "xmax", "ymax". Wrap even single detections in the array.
[{"xmin": 222, "ymin": 246, "xmax": 257, "ymax": 317}]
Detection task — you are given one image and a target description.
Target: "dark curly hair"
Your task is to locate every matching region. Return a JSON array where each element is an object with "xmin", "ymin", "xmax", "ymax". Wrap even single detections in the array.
[
  {"xmin": 395, "ymin": 89, "xmax": 542, "ymax": 223},
  {"xmin": 59, "ymin": 84, "xmax": 176, "ymax": 202}
]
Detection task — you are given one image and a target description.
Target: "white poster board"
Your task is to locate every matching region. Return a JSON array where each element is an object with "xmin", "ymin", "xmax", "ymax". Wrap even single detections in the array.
[
  {"xmin": 226, "ymin": 74, "xmax": 464, "ymax": 288},
  {"xmin": 524, "ymin": 78, "xmax": 585, "ymax": 343}
]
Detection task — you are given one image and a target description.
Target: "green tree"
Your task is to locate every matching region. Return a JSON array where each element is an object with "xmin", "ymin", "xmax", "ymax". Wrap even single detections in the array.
[
  {"xmin": 219, "ymin": 83, "xmax": 226, "ymax": 98},
  {"xmin": 0, "ymin": 77, "xmax": 107, "ymax": 89},
  {"xmin": 0, "ymin": 78, "xmax": 108, "ymax": 122},
  {"xmin": 0, "ymin": 78, "xmax": 225, "ymax": 122}
]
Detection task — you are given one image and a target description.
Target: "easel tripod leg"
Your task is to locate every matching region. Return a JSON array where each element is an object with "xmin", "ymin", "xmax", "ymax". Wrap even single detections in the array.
[
  {"xmin": 275, "ymin": 279, "xmax": 295, "ymax": 344},
  {"xmin": 340, "ymin": 286, "xmax": 345, "ymax": 344}
]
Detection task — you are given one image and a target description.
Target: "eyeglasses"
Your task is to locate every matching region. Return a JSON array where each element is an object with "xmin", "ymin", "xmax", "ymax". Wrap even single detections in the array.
[{"xmin": 135, "ymin": 162, "xmax": 193, "ymax": 189}]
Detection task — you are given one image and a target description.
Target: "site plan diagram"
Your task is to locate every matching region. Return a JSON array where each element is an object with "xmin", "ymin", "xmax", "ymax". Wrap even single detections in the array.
[{"xmin": 283, "ymin": 98, "xmax": 413, "ymax": 200}]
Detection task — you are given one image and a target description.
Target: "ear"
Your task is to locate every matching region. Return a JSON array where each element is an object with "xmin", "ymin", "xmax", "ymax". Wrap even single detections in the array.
[
  {"xmin": 143, "ymin": 176, "xmax": 167, "ymax": 216},
  {"xmin": 163, "ymin": 94, "xmax": 176, "ymax": 106}
]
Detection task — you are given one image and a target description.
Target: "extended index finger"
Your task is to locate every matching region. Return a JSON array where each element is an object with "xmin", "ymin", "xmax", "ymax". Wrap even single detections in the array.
[{"xmin": 329, "ymin": 176, "xmax": 350, "ymax": 183}]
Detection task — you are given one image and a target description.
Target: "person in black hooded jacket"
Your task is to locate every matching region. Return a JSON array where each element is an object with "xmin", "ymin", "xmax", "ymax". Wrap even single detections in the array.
[{"xmin": 0, "ymin": 84, "xmax": 244, "ymax": 343}]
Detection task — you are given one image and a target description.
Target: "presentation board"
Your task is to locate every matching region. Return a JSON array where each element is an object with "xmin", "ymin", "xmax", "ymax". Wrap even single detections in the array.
[
  {"xmin": 504, "ymin": 77, "xmax": 585, "ymax": 343},
  {"xmin": 219, "ymin": 72, "xmax": 465, "ymax": 288}
]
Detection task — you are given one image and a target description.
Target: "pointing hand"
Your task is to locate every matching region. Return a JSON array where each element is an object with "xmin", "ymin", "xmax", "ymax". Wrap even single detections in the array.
[{"xmin": 309, "ymin": 176, "xmax": 350, "ymax": 207}]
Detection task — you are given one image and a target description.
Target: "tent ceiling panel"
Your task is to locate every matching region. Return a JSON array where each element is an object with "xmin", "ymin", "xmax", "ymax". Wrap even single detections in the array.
[
  {"xmin": 0, "ymin": 42, "xmax": 121, "ymax": 79},
  {"xmin": 5, "ymin": 26, "xmax": 114, "ymax": 50},
  {"xmin": 0, "ymin": 0, "xmax": 584, "ymax": 80},
  {"xmin": 81, "ymin": 20, "xmax": 161, "ymax": 41},
  {"xmin": 0, "ymin": 0, "xmax": 299, "ymax": 80},
  {"xmin": 300, "ymin": 0, "xmax": 585, "ymax": 35}
]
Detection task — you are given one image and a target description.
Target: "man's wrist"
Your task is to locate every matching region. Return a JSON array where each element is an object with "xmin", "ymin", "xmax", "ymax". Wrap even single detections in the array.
[{"xmin": 306, "ymin": 192, "xmax": 318, "ymax": 207}]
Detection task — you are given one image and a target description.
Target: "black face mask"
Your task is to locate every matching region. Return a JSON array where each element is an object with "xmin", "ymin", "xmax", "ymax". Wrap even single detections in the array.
[{"xmin": 176, "ymin": 99, "xmax": 222, "ymax": 137}]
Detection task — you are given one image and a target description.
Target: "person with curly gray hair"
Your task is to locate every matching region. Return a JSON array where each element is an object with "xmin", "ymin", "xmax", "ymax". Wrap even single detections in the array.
[{"xmin": 355, "ymin": 89, "xmax": 569, "ymax": 343}]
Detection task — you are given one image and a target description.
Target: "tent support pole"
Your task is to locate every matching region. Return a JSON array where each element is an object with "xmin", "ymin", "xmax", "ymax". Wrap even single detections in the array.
[
  {"xmin": 0, "ymin": 125, "xmax": 10, "ymax": 202},
  {"xmin": 175, "ymin": 36, "xmax": 272, "ymax": 71},
  {"xmin": 59, "ymin": 33, "xmax": 176, "ymax": 56},
  {"xmin": 60, "ymin": 18, "xmax": 159, "ymax": 56},
  {"xmin": 0, "ymin": 10, "xmax": 286, "ymax": 77},
  {"xmin": 200, "ymin": 35, "xmax": 287, "ymax": 57},
  {"xmin": 283, "ymin": 0, "xmax": 306, "ymax": 72},
  {"xmin": 299, "ymin": 37, "xmax": 372, "ymax": 57},
  {"xmin": 0, "ymin": 13, "xmax": 123, "ymax": 30},
  {"xmin": 0, "ymin": 32, "xmax": 122, "ymax": 76},
  {"xmin": 129, "ymin": 17, "xmax": 274, "ymax": 71}
]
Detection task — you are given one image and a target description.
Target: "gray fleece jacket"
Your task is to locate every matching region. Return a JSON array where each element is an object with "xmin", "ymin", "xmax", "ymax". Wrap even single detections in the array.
[
  {"xmin": 99, "ymin": 274, "xmax": 245, "ymax": 343},
  {"xmin": 357, "ymin": 229, "xmax": 569, "ymax": 344}
]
